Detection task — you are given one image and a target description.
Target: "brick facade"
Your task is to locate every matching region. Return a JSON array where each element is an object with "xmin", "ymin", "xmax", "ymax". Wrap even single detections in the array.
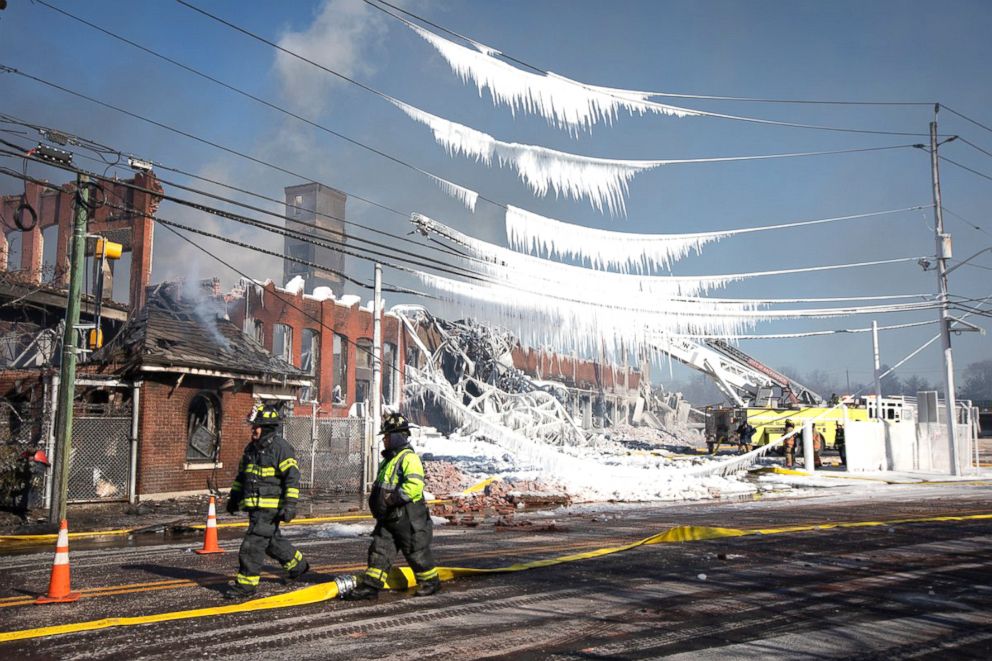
[
  {"xmin": 135, "ymin": 375, "xmax": 257, "ymax": 496},
  {"xmin": 228, "ymin": 283, "xmax": 405, "ymax": 418}
]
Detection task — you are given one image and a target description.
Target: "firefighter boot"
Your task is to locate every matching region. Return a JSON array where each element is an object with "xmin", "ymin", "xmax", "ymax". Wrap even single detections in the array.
[
  {"xmin": 343, "ymin": 583, "xmax": 379, "ymax": 601},
  {"xmin": 225, "ymin": 582, "xmax": 256, "ymax": 600},
  {"xmin": 414, "ymin": 577, "xmax": 441, "ymax": 597},
  {"xmin": 287, "ymin": 559, "xmax": 310, "ymax": 582}
]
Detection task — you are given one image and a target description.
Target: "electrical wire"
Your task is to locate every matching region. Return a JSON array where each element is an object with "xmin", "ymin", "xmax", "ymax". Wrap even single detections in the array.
[
  {"xmin": 941, "ymin": 206, "xmax": 991, "ymax": 238},
  {"xmin": 658, "ymin": 319, "xmax": 939, "ymax": 340},
  {"xmin": 360, "ymin": 0, "xmax": 935, "ymax": 137},
  {"xmin": 0, "ymin": 153, "xmax": 495, "ymax": 288},
  {"xmin": 31, "ymin": 0, "xmax": 501, "ymax": 212},
  {"xmin": 939, "ymin": 155, "xmax": 992, "ymax": 183},
  {"xmin": 958, "ymin": 137, "xmax": 992, "ymax": 161},
  {"xmin": 0, "ymin": 116, "xmax": 472, "ymax": 266},
  {"xmin": 943, "ymin": 106, "xmax": 992, "ymax": 136},
  {"xmin": 366, "ymin": 0, "xmax": 935, "ymax": 109}
]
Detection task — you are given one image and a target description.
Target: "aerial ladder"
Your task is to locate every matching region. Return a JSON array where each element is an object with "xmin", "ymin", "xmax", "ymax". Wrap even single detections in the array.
[{"xmin": 650, "ymin": 336, "xmax": 822, "ymax": 407}]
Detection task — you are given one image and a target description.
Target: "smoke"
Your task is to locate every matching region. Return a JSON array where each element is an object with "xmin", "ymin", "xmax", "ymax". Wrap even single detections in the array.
[
  {"xmin": 179, "ymin": 273, "xmax": 232, "ymax": 352},
  {"xmin": 274, "ymin": 0, "xmax": 389, "ymax": 114}
]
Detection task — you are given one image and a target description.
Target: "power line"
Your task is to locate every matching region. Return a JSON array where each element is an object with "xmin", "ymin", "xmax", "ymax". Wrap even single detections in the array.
[
  {"xmin": 361, "ymin": 0, "xmax": 935, "ymax": 137},
  {"xmin": 0, "ymin": 151, "xmax": 503, "ymax": 287},
  {"xmin": 941, "ymin": 206, "xmax": 991, "ymax": 237},
  {"xmin": 940, "ymin": 155, "xmax": 992, "ymax": 183},
  {"xmin": 0, "ymin": 114, "xmax": 472, "ymax": 266},
  {"xmin": 958, "ymin": 137, "xmax": 992, "ymax": 161},
  {"xmin": 31, "ymin": 0, "xmax": 501, "ymax": 213},
  {"xmin": 943, "ymin": 105, "xmax": 992, "ymax": 136}
]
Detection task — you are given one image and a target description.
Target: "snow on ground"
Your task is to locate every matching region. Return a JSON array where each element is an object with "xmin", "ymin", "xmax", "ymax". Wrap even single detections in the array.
[{"xmin": 413, "ymin": 428, "xmax": 763, "ymax": 503}]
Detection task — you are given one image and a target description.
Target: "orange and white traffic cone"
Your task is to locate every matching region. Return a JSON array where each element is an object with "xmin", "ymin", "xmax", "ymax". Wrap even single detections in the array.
[
  {"xmin": 35, "ymin": 519, "xmax": 81, "ymax": 604},
  {"xmin": 195, "ymin": 496, "xmax": 224, "ymax": 555}
]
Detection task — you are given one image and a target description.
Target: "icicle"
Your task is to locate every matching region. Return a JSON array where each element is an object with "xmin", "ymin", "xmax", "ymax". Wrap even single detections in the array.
[
  {"xmin": 392, "ymin": 100, "xmax": 657, "ymax": 215},
  {"xmin": 429, "ymin": 174, "xmax": 479, "ymax": 211},
  {"xmin": 505, "ymin": 205, "xmax": 730, "ymax": 272},
  {"xmin": 408, "ymin": 23, "xmax": 700, "ymax": 135}
]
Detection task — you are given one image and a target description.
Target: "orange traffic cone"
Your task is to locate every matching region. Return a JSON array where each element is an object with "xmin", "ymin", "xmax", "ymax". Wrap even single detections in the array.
[
  {"xmin": 195, "ymin": 496, "xmax": 224, "ymax": 555},
  {"xmin": 35, "ymin": 519, "xmax": 81, "ymax": 604}
]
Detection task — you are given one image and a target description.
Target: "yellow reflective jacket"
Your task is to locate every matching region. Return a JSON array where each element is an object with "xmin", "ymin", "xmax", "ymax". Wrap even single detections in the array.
[
  {"xmin": 229, "ymin": 431, "xmax": 300, "ymax": 510},
  {"xmin": 369, "ymin": 445, "xmax": 425, "ymax": 519}
]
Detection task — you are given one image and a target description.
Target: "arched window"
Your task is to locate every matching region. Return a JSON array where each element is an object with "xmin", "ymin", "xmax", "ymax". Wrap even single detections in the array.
[{"xmin": 187, "ymin": 392, "xmax": 221, "ymax": 462}]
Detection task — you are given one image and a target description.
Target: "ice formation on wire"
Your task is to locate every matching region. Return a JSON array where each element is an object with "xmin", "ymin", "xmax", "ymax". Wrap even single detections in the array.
[
  {"xmin": 407, "ymin": 22, "xmax": 701, "ymax": 134},
  {"xmin": 506, "ymin": 206, "xmax": 925, "ymax": 273},
  {"xmin": 393, "ymin": 99, "xmax": 658, "ymax": 215},
  {"xmin": 505, "ymin": 205, "xmax": 730, "ymax": 272},
  {"xmin": 428, "ymin": 174, "xmax": 479, "ymax": 211}
]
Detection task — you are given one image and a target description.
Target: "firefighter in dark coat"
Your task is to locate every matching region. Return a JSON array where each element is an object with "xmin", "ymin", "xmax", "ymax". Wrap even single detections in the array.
[
  {"xmin": 225, "ymin": 403, "xmax": 309, "ymax": 599},
  {"xmin": 345, "ymin": 412, "xmax": 440, "ymax": 600}
]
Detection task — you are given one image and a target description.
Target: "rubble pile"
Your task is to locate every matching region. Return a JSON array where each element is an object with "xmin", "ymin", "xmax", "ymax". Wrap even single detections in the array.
[
  {"xmin": 427, "ymin": 470, "xmax": 571, "ymax": 524},
  {"xmin": 423, "ymin": 460, "xmax": 469, "ymax": 497}
]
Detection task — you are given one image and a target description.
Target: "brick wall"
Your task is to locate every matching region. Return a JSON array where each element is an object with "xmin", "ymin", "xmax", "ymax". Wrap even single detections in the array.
[
  {"xmin": 510, "ymin": 346, "xmax": 640, "ymax": 395},
  {"xmin": 229, "ymin": 283, "xmax": 405, "ymax": 418},
  {"xmin": 135, "ymin": 375, "xmax": 256, "ymax": 496}
]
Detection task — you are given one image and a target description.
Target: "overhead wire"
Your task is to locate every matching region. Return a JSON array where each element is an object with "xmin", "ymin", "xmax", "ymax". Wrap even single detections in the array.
[
  {"xmin": 943, "ymin": 105, "xmax": 992, "ymax": 136},
  {"xmin": 0, "ymin": 150, "xmax": 498, "ymax": 288},
  {"xmin": 0, "ymin": 118, "xmax": 938, "ymax": 300},
  {"xmin": 366, "ymin": 0, "xmax": 936, "ymax": 109},
  {"xmin": 0, "ymin": 159, "xmax": 942, "ymax": 326},
  {"xmin": 941, "ymin": 206, "xmax": 990, "ymax": 237},
  {"xmin": 360, "ymin": 0, "xmax": 935, "ymax": 137},
  {"xmin": 939, "ymin": 155, "xmax": 992, "ymax": 183},
  {"xmin": 0, "ymin": 116, "xmax": 473, "ymax": 266},
  {"xmin": 30, "ymin": 0, "xmax": 500, "ymax": 212}
]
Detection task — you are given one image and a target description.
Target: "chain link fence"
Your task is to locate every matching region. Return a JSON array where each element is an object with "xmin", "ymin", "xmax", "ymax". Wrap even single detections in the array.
[
  {"xmin": 283, "ymin": 409, "xmax": 367, "ymax": 506},
  {"xmin": 65, "ymin": 385, "xmax": 133, "ymax": 503}
]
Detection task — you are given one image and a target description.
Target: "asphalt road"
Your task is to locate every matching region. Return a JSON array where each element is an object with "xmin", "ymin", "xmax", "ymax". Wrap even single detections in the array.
[{"xmin": 2, "ymin": 483, "xmax": 992, "ymax": 660}]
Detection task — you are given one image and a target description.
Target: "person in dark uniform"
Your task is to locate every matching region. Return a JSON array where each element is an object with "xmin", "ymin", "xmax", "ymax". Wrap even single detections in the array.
[
  {"xmin": 12, "ymin": 449, "xmax": 49, "ymax": 521},
  {"xmin": 225, "ymin": 403, "xmax": 308, "ymax": 599},
  {"xmin": 344, "ymin": 412, "xmax": 440, "ymax": 600},
  {"xmin": 835, "ymin": 421, "xmax": 847, "ymax": 466},
  {"xmin": 735, "ymin": 419, "xmax": 756, "ymax": 454}
]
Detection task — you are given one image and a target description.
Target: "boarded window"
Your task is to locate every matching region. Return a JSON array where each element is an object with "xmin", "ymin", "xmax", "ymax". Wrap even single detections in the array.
[{"xmin": 187, "ymin": 393, "xmax": 221, "ymax": 462}]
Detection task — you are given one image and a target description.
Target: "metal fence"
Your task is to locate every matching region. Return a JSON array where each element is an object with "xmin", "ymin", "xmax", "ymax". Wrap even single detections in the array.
[
  {"xmin": 283, "ymin": 408, "xmax": 368, "ymax": 503},
  {"xmin": 65, "ymin": 384, "xmax": 134, "ymax": 503}
]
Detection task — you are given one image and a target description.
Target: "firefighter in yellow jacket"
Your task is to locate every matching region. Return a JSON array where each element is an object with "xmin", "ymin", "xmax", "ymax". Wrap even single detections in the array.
[
  {"xmin": 345, "ymin": 412, "xmax": 440, "ymax": 600},
  {"xmin": 225, "ymin": 403, "xmax": 309, "ymax": 599}
]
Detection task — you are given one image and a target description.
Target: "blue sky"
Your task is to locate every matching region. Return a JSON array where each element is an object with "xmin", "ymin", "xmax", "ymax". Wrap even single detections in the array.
[{"xmin": 1, "ymin": 0, "xmax": 990, "ymax": 391}]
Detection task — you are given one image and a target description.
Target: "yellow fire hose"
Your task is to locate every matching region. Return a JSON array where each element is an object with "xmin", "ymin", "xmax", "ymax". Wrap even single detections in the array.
[{"xmin": 1, "ymin": 512, "xmax": 990, "ymax": 643}]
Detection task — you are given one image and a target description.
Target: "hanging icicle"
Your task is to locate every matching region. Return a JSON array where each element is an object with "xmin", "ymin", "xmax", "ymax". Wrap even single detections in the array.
[
  {"xmin": 407, "ymin": 22, "xmax": 701, "ymax": 134},
  {"xmin": 506, "ymin": 205, "xmax": 728, "ymax": 272},
  {"xmin": 412, "ymin": 213, "xmax": 739, "ymax": 298},
  {"xmin": 393, "ymin": 99, "xmax": 654, "ymax": 215},
  {"xmin": 428, "ymin": 173, "xmax": 479, "ymax": 211},
  {"xmin": 504, "ymin": 205, "xmax": 928, "ymax": 273}
]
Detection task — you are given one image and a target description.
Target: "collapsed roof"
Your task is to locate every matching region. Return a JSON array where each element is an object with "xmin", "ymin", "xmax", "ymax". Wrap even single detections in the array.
[{"xmin": 92, "ymin": 281, "xmax": 309, "ymax": 384}]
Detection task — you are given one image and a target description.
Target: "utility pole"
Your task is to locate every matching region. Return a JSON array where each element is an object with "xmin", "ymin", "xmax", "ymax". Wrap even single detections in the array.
[
  {"xmin": 50, "ymin": 175, "xmax": 89, "ymax": 523},
  {"xmin": 929, "ymin": 107, "xmax": 961, "ymax": 475},
  {"xmin": 370, "ymin": 263, "xmax": 383, "ymax": 487},
  {"xmin": 872, "ymin": 320, "xmax": 883, "ymax": 421}
]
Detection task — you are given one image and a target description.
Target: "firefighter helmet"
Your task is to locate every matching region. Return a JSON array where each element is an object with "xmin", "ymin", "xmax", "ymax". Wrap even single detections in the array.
[
  {"xmin": 379, "ymin": 411, "xmax": 411, "ymax": 436},
  {"xmin": 247, "ymin": 403, "xmax": 282, "ymax": 427}
]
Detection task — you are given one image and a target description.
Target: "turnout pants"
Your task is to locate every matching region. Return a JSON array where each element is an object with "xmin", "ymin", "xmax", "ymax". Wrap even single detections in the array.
[
  {"xmin": 363, "ymin": 500, "xmax": 438, "ymax": 588},
  {"xmin": 235, "ymin": 509, "xmax": 304, "ymax": 590}
]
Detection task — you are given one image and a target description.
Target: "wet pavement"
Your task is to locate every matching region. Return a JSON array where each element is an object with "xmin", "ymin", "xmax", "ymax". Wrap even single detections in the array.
[{"xmin": 1, "ymin": 481, "xmax": 991, "ymax": 659}]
